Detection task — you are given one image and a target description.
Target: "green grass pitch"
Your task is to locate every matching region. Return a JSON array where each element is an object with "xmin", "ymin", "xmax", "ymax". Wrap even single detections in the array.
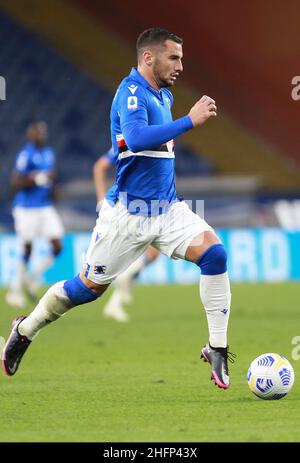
[{"xmin": 0, "ymin": 283, "xmax": 299, "ymax": 442}]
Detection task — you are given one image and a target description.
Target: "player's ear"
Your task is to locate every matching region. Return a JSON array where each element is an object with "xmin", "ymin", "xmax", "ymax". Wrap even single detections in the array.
[{"xmin": 143, "ymin": 50, "xmax": 154, "ymax": 67}]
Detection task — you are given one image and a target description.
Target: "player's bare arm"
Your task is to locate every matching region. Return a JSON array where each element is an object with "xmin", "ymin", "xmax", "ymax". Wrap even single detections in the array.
[
  {"xmin": 11, "ymin": 171, "xmax": 37, "ymax": 190},
  {"xmin": 11, "ymin": 170, "xmax": 54, "ymax": 190},
  {"xmin": 93, "ymin": 155, "xmax": 111, "ymax": 206}
]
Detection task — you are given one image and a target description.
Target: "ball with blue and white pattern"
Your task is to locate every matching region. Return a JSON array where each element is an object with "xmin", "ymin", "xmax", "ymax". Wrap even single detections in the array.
[{"xmin": 247, "ymin": 353, "xmax": 295, "ymax": 400}]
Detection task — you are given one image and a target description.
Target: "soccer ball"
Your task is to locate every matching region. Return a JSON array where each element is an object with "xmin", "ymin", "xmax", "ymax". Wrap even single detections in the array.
[{"xmin": 247, "ymin": 353, "xmax": 295, "ymax": 400}]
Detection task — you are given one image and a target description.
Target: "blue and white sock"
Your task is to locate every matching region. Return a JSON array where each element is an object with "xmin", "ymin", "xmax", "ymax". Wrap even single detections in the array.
[
  {"xmin": 197, "ymin": 244, "xmax": 231, "ymax": 348},
  {"xmin": 18, "ymin": 276, "xmax": 100, "ymax": 340}
]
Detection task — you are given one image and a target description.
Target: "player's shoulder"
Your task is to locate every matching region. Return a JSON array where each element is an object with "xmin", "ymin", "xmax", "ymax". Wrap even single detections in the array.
[
  {"xmin": 113, "ymin": 77, "xmax": 148, "ymax": 113},
  {"xmin": 118, "ymin": 74, "xmax": 148, "ymax": 99},
  {"xmin": 16, "ymin": 143, "xmax": 32, "ymax": 160},
  {"xmin": 15, "ymin": 144, "xmax": 32, "ymax": 171}
]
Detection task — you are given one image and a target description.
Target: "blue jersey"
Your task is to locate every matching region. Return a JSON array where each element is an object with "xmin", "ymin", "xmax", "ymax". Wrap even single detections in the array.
[
  {"xmin": 106, "ymin": 67, "xmax": 193, "ymax": 216},
  {"xmin": 13, "ymin": 142, "xmax": 56, "ymax": 208}
]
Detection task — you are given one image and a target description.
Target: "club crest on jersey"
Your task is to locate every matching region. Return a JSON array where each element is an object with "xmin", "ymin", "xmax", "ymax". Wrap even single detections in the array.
[
  {"xmin": 127, "ymin": 96, "xmax": 138, "ymax": 110},
  {"xmin": 165, "ymin": 96, "xmax": 171, "ymax": 107}
]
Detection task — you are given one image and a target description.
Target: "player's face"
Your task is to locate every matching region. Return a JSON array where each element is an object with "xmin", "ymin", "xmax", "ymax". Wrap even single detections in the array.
[
  {"xmin": 152, "ymin": 40, "xmax": 183, "ymax": 88},
  {"xmin": 28, "ymin": 122, "xmax": 48, "ymax": 146},
  {"xmin": 36, "ymin": 123, "xmax": 47, "ymax": 145}
]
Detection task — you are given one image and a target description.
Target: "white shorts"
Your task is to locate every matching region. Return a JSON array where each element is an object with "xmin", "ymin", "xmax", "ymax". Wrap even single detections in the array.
[
  {"xmin": 13, "ymin": 206, "xmax": 64, "ymax": 243},
  {"xmin": 85, "ymin": 199, "xmax": 212, "ymax": 284}
]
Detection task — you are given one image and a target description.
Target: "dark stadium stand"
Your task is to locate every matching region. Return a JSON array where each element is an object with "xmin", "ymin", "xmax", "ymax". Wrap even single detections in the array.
[
  {"xmin": 0, "ymin": 10, "xmax": 213, "ymax": 231},
  {"xmin": 1, "ymin": 4, "xmax": 299, "ymax": 232}
]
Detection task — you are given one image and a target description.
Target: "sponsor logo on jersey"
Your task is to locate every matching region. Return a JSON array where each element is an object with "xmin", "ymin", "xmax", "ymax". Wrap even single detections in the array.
[{"xmin": 128, "ymin": 84, "xmax": 138, "ymax": 95}]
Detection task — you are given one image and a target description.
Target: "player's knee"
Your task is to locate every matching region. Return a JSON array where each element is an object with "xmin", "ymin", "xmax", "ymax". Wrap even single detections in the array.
[
  {"xmin": 63, "ymin": 275, "xmax": 101, "ymax": 306},
  {"xmin": 196, "ymin": 243, "xmax": 227, "ymax": 275},
  {"xmin": 23, "ymin": 242, "xmax": 32, "ymax": 263}
]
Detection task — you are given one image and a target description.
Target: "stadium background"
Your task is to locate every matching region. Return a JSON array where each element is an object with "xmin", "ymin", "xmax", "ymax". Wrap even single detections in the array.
[
  {"xmin": 0, "ymin": 0, "xmax": 300, "ymax": 284},
  {"xmin": 0, "ymin": 0, "xmax": 300, "ymax": 444}
]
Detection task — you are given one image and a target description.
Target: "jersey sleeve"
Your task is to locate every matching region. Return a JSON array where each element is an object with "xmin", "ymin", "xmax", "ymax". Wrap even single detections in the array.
[
  {"xmin": 119, "ymin": 84, "xmax": 149, "ymax": 134},
  {"xmin": 118, "ymin": 84, "xmax": 193, "ymax": 153},
  {"xmin": 15, "ymin": 150, "xmax": 31, "ymax": 174}
]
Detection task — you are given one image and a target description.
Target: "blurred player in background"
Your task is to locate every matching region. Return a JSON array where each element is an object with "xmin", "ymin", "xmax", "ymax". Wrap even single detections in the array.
[
  {"xmin": 94, "ymin": 147, "xmax": 159, "ymax": 322},
  {"xmin": 3, "ymin": 28, "xmax": 233, "ymax": 390},
  {"xmin": 6, "ymin": 121, "xmax": 64, "ymax": 308}
]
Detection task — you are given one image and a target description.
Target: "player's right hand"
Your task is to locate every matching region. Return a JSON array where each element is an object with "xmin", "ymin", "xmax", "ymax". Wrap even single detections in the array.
[
  {"xmin": 188, "ymin": 95, "xmax": 217, "ymax": 127},
  {"xmin": 33, "ymin": 172, "xmax": 51, "ymax": 186}
]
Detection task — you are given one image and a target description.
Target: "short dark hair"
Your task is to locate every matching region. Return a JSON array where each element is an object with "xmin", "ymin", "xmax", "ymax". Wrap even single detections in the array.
[
  {"xmin": 136, "ymin": 27, "xmax": 183, "ymax": 59},
  {"xmin": 26, "ymin": 120, "xmax": 47, "ymax": 131}
]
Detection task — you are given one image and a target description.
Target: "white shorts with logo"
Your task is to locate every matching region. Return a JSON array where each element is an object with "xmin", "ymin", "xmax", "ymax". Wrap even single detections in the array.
[
  {"xmin": 13, "ymin": 206, "xmax": 64, "ymax": 243},
  {"xmin": 85, "ymin": 199, "xmax": 212, "ymax": 284}
]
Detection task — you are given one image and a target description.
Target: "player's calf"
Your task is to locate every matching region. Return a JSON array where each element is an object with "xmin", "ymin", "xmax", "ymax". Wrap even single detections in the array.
[
  {"xmin": 195, "ymin": 243, "xmax": 233, "ymax": 386},
  {"xmin": 2, "ymin": 275, "xmax": 108, "ymax": 376},
  {"xmin": 196, "ymin": 243, "xmax": 231, "ymax": 348}
]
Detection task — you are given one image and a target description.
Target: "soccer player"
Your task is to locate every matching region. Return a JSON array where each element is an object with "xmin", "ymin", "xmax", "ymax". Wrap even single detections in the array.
[
  {"xmin": 5, "ymin": 121, "xmax": 64, "ymax": 308},
  {"xmin": 2, "ymin": 28, "xmax": 232, "ymax": 389},
  {"xmin": 94, "ymin": 147, "xmax": 160, "ymax": 322}
]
